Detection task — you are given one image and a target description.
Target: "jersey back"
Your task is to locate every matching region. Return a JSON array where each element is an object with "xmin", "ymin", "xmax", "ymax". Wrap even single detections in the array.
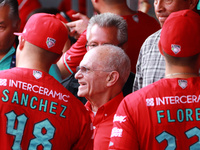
[
  {"xmin": 0, "ymin": 68, "xmax": 93, "ymax": 150},
  {"xmin": 109, "ymin": 77, "xmax": 200, "ymax": 150}
]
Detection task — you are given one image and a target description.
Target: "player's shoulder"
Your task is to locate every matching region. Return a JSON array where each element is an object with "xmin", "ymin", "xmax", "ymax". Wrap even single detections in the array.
[
  {"xmin": 124, "ymin": 79, "xmax": 164, "ymax": 103},
  {"xmin": 0, "ymin": 68, "xmax": 22, "ymax": 78}
]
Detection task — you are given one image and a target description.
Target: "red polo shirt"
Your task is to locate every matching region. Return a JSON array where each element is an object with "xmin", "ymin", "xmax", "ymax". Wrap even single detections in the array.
[{"xmin": 85, "ymin": 92, "xmax": 124, "ymax": 150}]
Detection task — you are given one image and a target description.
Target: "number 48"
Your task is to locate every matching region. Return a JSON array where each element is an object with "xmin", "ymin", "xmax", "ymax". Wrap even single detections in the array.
[{"xmin": 6, "ymin": 111, "xmax": 55, "ymax": 150}]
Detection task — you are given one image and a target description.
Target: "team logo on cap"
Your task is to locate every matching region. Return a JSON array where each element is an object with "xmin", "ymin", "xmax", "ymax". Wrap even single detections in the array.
[
  {"xmin": 171, "ymin": 44, "xmax": 181, "ymax": 55},
  {"xmin": 178, "ymin": 80, "xmax": 187, "ymax": 89},
  {"xmin": 46, "ymin": 37, "xmax": 56, "ymax": 49},
  {"xmin": 33, "ymin": 70, "xmax": 42, "ymax": 79}
]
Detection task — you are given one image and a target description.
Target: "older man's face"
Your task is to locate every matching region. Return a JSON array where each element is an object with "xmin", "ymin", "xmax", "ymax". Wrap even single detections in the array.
[
  {"xmin": 86, "ymin": 24, "xmax": 120, "ymax": 51},
  {"xmin": 154, "ymin": 0, "xmax": 194, "ymax": 27},
  {"xmin": 75, "ymin": 49, "xmax": 110, "ymax": 100}
]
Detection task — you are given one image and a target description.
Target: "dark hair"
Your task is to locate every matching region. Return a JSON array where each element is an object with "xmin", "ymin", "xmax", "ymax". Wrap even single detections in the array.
[
  {"xmin": 0, "ymin": 0, "xmax": 20, "ymax": 23},
  {"xmin": 163, "ymin": 51, "xmax": 199, "ymax": 67}
]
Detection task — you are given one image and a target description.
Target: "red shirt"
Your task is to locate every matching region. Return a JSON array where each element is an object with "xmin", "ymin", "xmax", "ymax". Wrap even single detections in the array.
[
  {"xmin": 109, "ymin": 77, "xmax": 200, "ymax": 150},
  {"xmin": 85, "ymin": 92, "xmax": 124, "ymax": 150},
  {"xmin": 0, "ymin": 67, "xmax": 93, "ymax": 150},
  {"xmin": 63, "ymin": 12, "xmax": 160, "ymax": 74},
  {"xmin": 18, "ymin": 0, "xmax": 41, "ymax": 32},
  {"xmin": 123, "ymin": 11, "xmax": 160, "ymax": 72},
  {"xmin": 58, "ymin": 0, "xmax": 86, "ymax": 15}
]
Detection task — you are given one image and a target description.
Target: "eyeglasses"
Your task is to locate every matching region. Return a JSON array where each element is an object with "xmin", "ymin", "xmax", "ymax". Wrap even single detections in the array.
[
  {"xmin": 76, "ymin": 66, "xmax": 112, "ymax": 74},
  {"xmin": 85, "ymin": 42, "xmax": 125, "ymax": 51},
  {"xmin": 85, "ymin": 44, "xmax": 103, "ymax": 51},
  {"xmin": 76, "ymin": 66, "xmax": 91, "ymax": 74}
]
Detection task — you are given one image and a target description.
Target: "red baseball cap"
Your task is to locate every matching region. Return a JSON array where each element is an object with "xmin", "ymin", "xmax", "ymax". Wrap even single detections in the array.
[
  {"xmin": 14, "ymin": 13, "xmax": 68, "ymax": 54},
  {"xmin": 159, "ymin": 9, "xmax": 200, "ymax": 57}
]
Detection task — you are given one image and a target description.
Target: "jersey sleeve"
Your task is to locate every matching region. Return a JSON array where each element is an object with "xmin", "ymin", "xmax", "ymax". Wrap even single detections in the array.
[
  {"xmin": 109, "ymin": 98, "xmax": 139, "ymax": 150},
  {"xmin": 63, "ymin": 30, "xmax": 87, "ymax": 74}
]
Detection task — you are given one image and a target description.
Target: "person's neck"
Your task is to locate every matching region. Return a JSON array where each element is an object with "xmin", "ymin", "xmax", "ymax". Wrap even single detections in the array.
[
  {"xmin": 87, "ymin": 94, "xmax": 110, "ymax": 112},
  {"xmin": 165, "ymin": 72, "xmax": 198, "ymax": 78},
  {"xmin": 17, "ymin": 60, "xmax": 50, "ymax": 73},
  {"xmin": 165, "ymin": 66, "xmax": 198, "ymax": 78},
  {"xmin": 87, "ymin": 90, "xmax": 120, "ymax": 112}
]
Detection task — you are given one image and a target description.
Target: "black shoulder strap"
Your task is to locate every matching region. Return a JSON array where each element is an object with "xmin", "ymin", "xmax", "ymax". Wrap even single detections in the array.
[{"xmin": 10, "ymin": 51, "xmax": 16, "ymax": 69}]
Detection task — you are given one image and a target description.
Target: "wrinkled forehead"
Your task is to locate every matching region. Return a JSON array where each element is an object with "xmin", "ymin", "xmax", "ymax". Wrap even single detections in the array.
[
  {"xmin": 88, "ymin": 24, "xmax": 119, "ymax": 44},
  {"xmin": 80, "ymin": 48, "xmax": 103, "ymax": 68}
]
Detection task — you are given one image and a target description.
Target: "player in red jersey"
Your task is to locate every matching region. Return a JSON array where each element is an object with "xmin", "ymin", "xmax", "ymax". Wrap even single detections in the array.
[
  {"xmin": 75, "ymin": 44, "xmax": 131, "ymax": 150},
  {"xmin": 0, "ymin": 13, "xmax": 93, "ymax": 150},
  {"xmin": 17, "ymin": 0, "xmax": 41, "ymax": 31},
  {"xmin": 58, "ymin": 0, "xmax": 86, "ymax": 15},
  {"xmin": 109, "ymin": 9, "xmax": 200, "ymax": 150}
]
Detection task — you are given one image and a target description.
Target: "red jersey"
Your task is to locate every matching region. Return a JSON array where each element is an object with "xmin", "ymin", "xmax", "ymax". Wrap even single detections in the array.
[
  {"xmin": 63, "ymin": 30, "xmax": 87, "ymax": 74},
  {"xmin": 63, "ymin": 12, "xmax": 160, "ymax": 74},
  {"xmin": 0, "ymin": 67, "xmax": 93, "ymax": 150},
  {"xmin": 18, "ymin": 0, "xmax": 41, "ymax": 32},
  {"xmin": 58, "ymin": 0, "xmax": 86, "ymax": 15},
  {"xmin": 85, "ymin": 92, "xmax": 124, "ymax": 150},
  {"xmin": 109, "ymin": 77, "xmax": 200, "ymax": 150},
  {"xmin": 123, "ymin": 11, "xmax": 160, "ymax": 72}
]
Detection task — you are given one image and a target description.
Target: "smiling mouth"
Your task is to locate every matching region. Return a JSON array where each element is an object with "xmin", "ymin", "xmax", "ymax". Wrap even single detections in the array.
[
  {"xmin": 78, "ymin": 82, "xmax": 86, "ymax": 86},
  {"xmin": 159, "ymin": 16, "xmax": 167, "ymax": 20}
]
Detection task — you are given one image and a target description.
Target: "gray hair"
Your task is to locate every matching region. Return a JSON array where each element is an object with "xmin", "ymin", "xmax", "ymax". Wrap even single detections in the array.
[
  {"xmin": 0, "ymin": 0, "xmax": 20, "ymax": 26},
  {"xmin": 94, "ymin": 44, "xmax": 131, "ymax": 85},
  {"xmin": 86, "ymin": 13, "xmax": 128, "ymax": 45}
]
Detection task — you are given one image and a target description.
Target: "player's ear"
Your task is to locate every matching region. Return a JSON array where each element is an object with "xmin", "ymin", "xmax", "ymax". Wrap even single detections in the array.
[
  {"xmin": 188, "ymin": 0, "xmax": 199, "ymax": 10},
  {"xmin": 18, "ymin": 36, "xmax": 25, "ymax": 50},
  {"xmin": 106, "ymin": 71, "xmax": 119, "ymax": 87},
  {"xmin": 158, "ymin": 40, "xmax": 164, "ymax": 56}
]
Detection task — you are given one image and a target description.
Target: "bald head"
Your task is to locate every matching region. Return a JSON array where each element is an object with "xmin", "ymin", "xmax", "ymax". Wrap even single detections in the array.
[{"xmin": 84, "ymin": 44, "xmax": 131, "ymax": 84}]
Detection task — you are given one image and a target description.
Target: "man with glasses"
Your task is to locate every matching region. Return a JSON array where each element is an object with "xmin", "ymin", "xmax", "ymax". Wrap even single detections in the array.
[
  {"xmin": 61, "ymin": 13, "xmax": 135, "ymax": 104},
  {"xmin": 57, "ymin": 0, "xmax": 160, "ymax": 79},
  {"xmin": 75, "ymin": 44, "xmax": 131, "ymax": 150}
]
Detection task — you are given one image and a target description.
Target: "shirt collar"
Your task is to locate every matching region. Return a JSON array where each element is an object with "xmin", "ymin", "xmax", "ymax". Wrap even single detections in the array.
[{"xmin": 85, "ymin": 92, "xmax": 124, "ymax": 118}]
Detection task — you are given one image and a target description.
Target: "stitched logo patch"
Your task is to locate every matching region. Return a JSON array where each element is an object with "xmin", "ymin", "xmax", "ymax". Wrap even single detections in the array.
[
  {"xmin": 132, "ymin": 15, "xmax": 139, "ymax": 23},
  {"xmin": 46, "ymin": 37, "xmax": 56, "ymax": 48},
  {"xmin": 33, "ymin": 70, "xmax": 42, "ymax": 79},
  {"xmin": 178, "ymin": 80, "xmax": 187, "ymax": 89},
  {"xmin": 171, "ymin": 44, "xmax": 181, "ymax": 55},
  {"xmin": 146, "ymin": 98, "xmax": 155, "ymax": 106}
]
